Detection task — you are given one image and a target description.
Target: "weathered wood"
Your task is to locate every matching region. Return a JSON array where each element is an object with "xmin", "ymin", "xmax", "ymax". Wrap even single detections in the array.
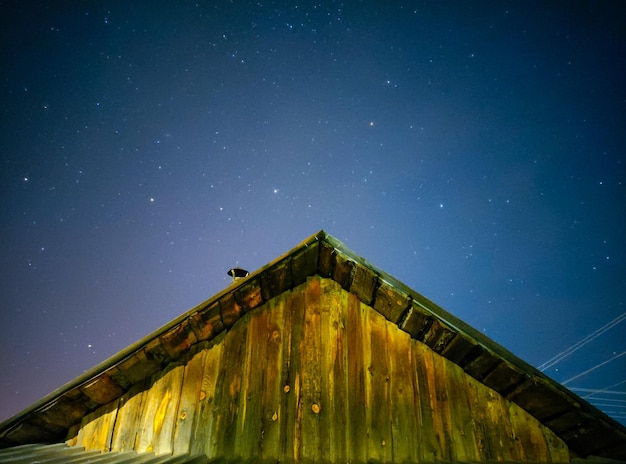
[
  {"xmin": 364, "ymin": 306, "xmax": 392, "ymax": 462},
  {"xmin": 110, "ymin": 381, "xmax": 148, "ymax": 451},
  {"xmin": 136, "ymin": 363, "xmax": 184, "ymax": 454},
  {"xmin": 373, "ymin": 280, "xmax": 410, "ymax": 324},
  {"xmin": 160, "ymin": 321, "xmax": 198, "ymax": 360},
  {"xmin": 319, "ymin": 278, "xmax": 348, "ymax": 463},
  {"xmin": 190, "ymin": 338, "xmax": 223, "ymax": 456},
  {"xmin": 345, "ymin": 290, "xmax": 367, "ymax": 464},
  {"xmin": 260, "ymin": 260, "xmax": 291, "ymax": 302},
  {"xmin": 387, "ymin": 313, "xmax": 418, "ymax": 462},
  {"xmin": 291, "ymin": 240, "xmax": 319, "ymax": 287},
  {"xmin": 350, "ymin": 263, "xmax": 378, "ymax": 306},
  {"xmin": 188, "ymin": 301, "xmax": 224, "ymax": 342},
  {"xmin": 66, "ymin": 275, "xmax": 578, "ymax": 462},
  {"xmin": 211, "ymin": 312, "xmax": 249, "ymax": 458},
  {"xmin": 299, "ymin": 275, "xmax": 322, "ymax": 461},
  {"xmin": 258, "ymin": 296, "xmax": 285, "ymax": 460},
  {"xmin": 172, "ymin": 348, "xmax": 207, "ymax": 455},
  {"xmin": 79, "ymin": 373, "xmax": 124, "ymax": 406},
  {"xmin": 442, "ymin": 356, "xmax": 479, "ymax": 461},
  {"xmin": 74, "ymin": 400, "xmax": 118, "ymax": 451},
  {"xmin": 277, "ymin": 288, "xmax": 302, "ymax": 460}
]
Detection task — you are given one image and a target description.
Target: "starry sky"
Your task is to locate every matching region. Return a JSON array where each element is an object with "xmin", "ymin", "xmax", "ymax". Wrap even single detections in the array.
[{"xmin": 1, "ymin": 1, "xmax": 625, "ymax": 426}]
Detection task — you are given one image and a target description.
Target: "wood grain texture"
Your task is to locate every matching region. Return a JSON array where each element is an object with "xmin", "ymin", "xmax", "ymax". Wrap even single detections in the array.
[{"xmin": 70, "ymin": 276, "xmax": 572, "ymax": 462}]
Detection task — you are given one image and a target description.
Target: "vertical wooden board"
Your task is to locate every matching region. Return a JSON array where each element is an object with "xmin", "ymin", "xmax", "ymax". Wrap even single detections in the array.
[
  {"xmin": 110, "ymin": 381, "xmax": 148, "ymax": 452},
  {"xmin": 279, "ymin": 286, "xmax": 304, "ymax": 461},
  {"xmin": 75, "ymin": 400, "xmax": 119, "ymax": 451},
  {"xmin": 346, "ymin": 291, "xmax": 367, "ymax": 463},
  {"xmin": 441, "ymin": 359, "xmax": 480, "ymax": 461},
  {"xmin": 299, "ymin": 276, "xmax": 322, "ymax": 461},
  {"xmin": 191, "ymin": 340, "xmax": 223, "ymax": 457},
  {"xmin": 259, "ymin": 295, "xmax": 286, "ymax": 460},
  {"xmin": 173, "ymin": 348, "xmax": 208, "ymax": 455},
  {"xmin": 364, "ymin": 307, "xmax": 392, "ymax": 462},
  {"xmin": 136, "ymin": 363, "xmax": 184, "ymax": 454},
  {"xmin": 544, "ymin": 423, "xmax": 571, "ymax": 462},
  {"xmin": 209, "ymin": 314, "xmax": 249, "ymax": 458},
  {"xmin": 479, "ymin": 384, "xmax": 520, "ymax": 461},
  {"xmin": 465, "ymin": 376, "xmax": 494, "ymax": 460},
  {"xmin": 411, "ymin": 341, "xmax": 445, "ymax": 460},
  {"xmin": 235, "ymin": 307, "xmax": 271, "ymax": 456},
  {"xmin": 506, "ymin": 399, "xmax": 550, "ymax": 462},
  {"xmin": 319, "ymin": 278, "xmax": 349, "ymax": 463},
  {"xmin": 387, "ymin": 323, "xmax": 419, "ymax": 462}
]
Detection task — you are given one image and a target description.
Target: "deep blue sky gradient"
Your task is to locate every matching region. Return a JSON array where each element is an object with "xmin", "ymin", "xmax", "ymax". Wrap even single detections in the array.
[{"xmin": 1, "ymin": 1, "xmax": 625, "ymax": 425}]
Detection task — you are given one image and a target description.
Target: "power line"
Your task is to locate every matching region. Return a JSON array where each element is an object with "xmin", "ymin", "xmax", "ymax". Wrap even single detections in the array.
[
  {"xmin": 569, "ymin": 386, "xmax": 626, "ymax": 396},
  {"xmin": 538, "ymin": 312, "xmax": 626, "ymax": 372},
  {"xmin": 562, "ymin": 351, "xmax": 626, "ymax": 386}
]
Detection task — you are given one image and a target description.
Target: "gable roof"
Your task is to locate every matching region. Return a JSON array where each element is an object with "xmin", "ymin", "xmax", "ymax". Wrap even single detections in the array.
[{"xmin": 0, "ymin": 230, "xmax": 625, "ymax": 459}]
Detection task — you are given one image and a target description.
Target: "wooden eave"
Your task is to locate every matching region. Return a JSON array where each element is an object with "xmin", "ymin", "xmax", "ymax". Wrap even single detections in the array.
[{"xmin": 0, "ymin": 230, "xmax": 625, "ymax": 459}]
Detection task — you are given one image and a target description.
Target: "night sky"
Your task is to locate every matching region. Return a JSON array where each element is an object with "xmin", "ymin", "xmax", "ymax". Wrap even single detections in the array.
[{"xmin": 1, "ymin": 2, "xmax": 625, "ymax": 426}]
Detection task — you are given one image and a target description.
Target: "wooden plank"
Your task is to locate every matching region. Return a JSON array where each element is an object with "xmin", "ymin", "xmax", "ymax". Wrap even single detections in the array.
[
  {"xmin": 422, "ymin": 319, "xmax": 456, "ymax": 354},
  {"xmin": 278, "ymin": 284, "xmax": 303, "ymax": 461},
  {"xmin": 373, "ymin": 281, "xmax": 410, "ymax": 324},
  {"xmin": 386, "ymin": 319, "xmax": 418, "ymax": 462},
  {"xmin": 209, "ymin": 311, "xmax": 249, "ymax": 458},
  {"xmin": 477, "ymin": 379, "xmax": 520, "ymax": 461},
  {"xmin": 74, "ymin": 399, "xmax": 119, "ymax": 451},
  {"xmin": 80, "ymin": 373, "xmax": 125, "ymax": 406},
  {"xmin": 482, "ymin": 359, "xmax": 527, "ymax": 396},
  {"xmin": 160, "ymin": 321, "xmax": 198, "ymax": 360},
  {"xmin": 110, "ymin": 381, "xmax": 148, "ymax": 452},
  {"xmin": 350, "ymin": 263, "xmax": 378, "ymax": 306},
  {"xmin": 235, "ymin": 306, "xmax": 270, "ymax": 456},
  {"xmin": 364, "ymin": 307, "xmax": 392, "ymax": 462},
  {"xmin": 441, "ymin": 333, "xmax": 480, "ymax": 367},
  {"xmin": 508, "ymin": 377, "xmax": 575, "ymax": 421},
  {"xmin": 172, "ymin": 348, "xmax": 207, "ymax": 455},
  {"xmin": 463, "ymin": 346, "xmax": 501, "ymax": 381},
  {"xmin": 411, "ymin": 341, "xmax": 443, "ymax": 460},
  {"xmin": 441, "ymin": 359, "xmax": 479, "ymax": 461},
  {"xmin": 260, "ymin": 260, "xmax": 292, "ymax": 301},
  {"xmin": 333, "ymin": 253, "xmax": 355, "ymax": 291},
  {"xmin": 317, "ymin": 240, "xmax": 337, "ymax": 277},
  {"xmin": 136, "ymin": 363, "xmax": 184, "ymax": 454},
  {"xmin": 299, "ymin": 276, "xmax": 322, "ymax": 461},
  {"xmin": 258, "ymin": 296, "xmax": 286, "ymax": 460},
  {"xmin": 400, "ymin": 303, "xmax": 433, "ymax": 340},
  {"xmin": 506, "ymin": 398, "xmax": 550, "ymax": 462},
  {"xmin": 319, "ymin": 278, "xmax": 348, "ymax": 463},
  {"xmin": 427, "ymin": 345, "xmax": 455, "ymax": 460},
  {"xmin": 188, "ymin": 301, "xmax": 224, "ymax": 342},
  {"xmin": 291, "ymin": 240, "xmax": 319, "ymax": 287},
  {"xmin": 345, "ymin": 291, "xmax": 367, "ymax": 463},
  {"xmin": 545, "ymin": 426, "xmax": 572, "ymax": 462},
  {"xmin": 190, "ymin": 338, "xmax": 223, "ymax": 457},
  {"xmin": 234, "ymin": 279, "xmax": 263, "ymax": 312},
  {"xmin": 218, "ymin": 292, "xmax": 242, "ymax": 328}
]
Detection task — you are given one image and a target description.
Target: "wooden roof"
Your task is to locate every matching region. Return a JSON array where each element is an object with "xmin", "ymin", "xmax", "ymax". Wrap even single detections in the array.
[{"xmin": 0, "ymin": 231, "xmax": 625, "ymax": 459}]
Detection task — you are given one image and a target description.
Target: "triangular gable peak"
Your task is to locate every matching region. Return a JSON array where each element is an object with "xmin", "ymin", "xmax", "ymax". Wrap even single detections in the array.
[{"xmin": 0, "ymin": 231, "xmax": 625, "ymax": 461}]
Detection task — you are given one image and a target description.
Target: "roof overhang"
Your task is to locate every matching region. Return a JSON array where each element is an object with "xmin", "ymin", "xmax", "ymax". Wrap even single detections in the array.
[{"xmin": 1, "ymin": 231, "xmax": 625, "ymax": 458}]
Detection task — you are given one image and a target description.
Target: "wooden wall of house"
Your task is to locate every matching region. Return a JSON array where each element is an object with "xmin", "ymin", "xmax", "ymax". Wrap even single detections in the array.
[{"xmin": 67, "ymin": 276, "xmax": 571, "ymax": 462}]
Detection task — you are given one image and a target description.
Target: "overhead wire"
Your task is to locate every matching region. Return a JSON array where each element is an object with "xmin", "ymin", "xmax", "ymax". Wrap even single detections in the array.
[
  {"xmin": 561, "ymin": 350, "xmax": 626, "ymax": 386},
  {"xmin": 537, "ymin": 312, "xmax": 626, "ymax": 372}
]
